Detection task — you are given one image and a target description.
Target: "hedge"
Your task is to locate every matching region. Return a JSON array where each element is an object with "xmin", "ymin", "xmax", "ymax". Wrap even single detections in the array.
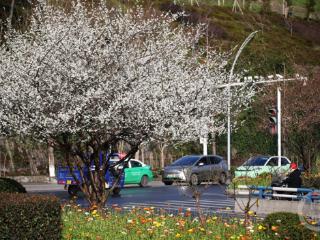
[
  {"xmin": 303, "ymin": 174, "xmax": 320, "ymax": 189},
  {"xmin": 263, "ymin": 212, "xmax": 313, "ymax": 240},
  {"xmin": 0, "ymin": 177, "xmax": 26, "ymax": 193},
  {"xmin": 0, "ymin": 193, "xmax": 61, "ymax": 240}
]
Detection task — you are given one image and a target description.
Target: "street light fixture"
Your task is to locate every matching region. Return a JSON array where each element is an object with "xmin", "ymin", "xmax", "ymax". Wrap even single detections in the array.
[{"xmin": 227, "ymin": 31, "xmax": 259, "ymax": 171}]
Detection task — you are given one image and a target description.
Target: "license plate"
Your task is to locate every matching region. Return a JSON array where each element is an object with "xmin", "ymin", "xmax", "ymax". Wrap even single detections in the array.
[
  {"xmin": 167, "ymin": 174, "xmax": 176, "ymax": 178},
  {"xmin": 67, "ymin": 180, "xmax": 71, "ymax": 184}
]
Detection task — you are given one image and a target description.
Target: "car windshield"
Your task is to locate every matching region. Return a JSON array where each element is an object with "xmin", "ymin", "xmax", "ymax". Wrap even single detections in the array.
[
  {"xmin": 242, "ymin": 156, "xmax": 269, "ymax": 166},
  {"xmin": 171, "ymin": 156, "xmax": 200, "ymax": 166}
]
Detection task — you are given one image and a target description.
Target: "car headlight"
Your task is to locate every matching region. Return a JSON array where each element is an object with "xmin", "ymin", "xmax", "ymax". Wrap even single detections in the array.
[{"xmin": 179, "ymin": 171, "xmax": 186, "ymax": 180}]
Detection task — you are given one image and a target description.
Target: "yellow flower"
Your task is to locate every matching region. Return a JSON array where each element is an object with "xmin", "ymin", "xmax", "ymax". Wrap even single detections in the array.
[
  {"xmin": 199, "ymin": 227, "xmax": 205, "ymax": 232},
  {"xmin": 248, "ymin": 210, "xmax": 255, "ymax": 216},
  {"xmin": 187, "ymin": 228, "xmax": 194, "ymax": 233},
  {"xmin": 91, "ymin": 210, "xmax": 97, "ymax": 215},
  {"xmin": 153, "ymin": 221, "xmax": 161, "ymax": 227},
  {"xmin": 175, "ymin": 233, "xmax": 182, "ymax": 238},
  {"xmin": 258, "ymin": 225, "xmax": 266, "ymax": 231}
]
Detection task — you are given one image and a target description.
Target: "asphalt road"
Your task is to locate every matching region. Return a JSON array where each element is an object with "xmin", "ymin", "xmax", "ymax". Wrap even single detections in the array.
[{"xmin": 24, "ymin": 181, "xmax": 235, "ymax": 215}]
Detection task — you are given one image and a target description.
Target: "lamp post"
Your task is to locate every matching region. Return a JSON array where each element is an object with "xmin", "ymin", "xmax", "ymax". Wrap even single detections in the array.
[
  {"xmin": 227, "ymin": 31, "xmax": 259, "ymax": 171},
  {"xmin": 277, "ymin": 87, "xmax": 281, "ymax": 167}
]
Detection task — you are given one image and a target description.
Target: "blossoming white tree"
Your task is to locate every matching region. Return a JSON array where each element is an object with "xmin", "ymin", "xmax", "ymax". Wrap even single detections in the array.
[{"xmin": 0, "ymin": 1, "xmax": 255, "ymax": 207}]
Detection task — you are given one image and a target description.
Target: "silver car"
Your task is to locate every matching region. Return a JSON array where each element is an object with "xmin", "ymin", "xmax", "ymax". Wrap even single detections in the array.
[{"xmin": 162, "ymin": 155, "xmax": 228, "ymax": 186}]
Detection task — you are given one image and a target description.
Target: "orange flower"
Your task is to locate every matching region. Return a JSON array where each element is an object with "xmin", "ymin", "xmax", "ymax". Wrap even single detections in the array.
[
  {"xmin": 239, "ymin": 236, "xmax": 251, "ymax": 240},
  {"xmin": 140, "ymin": 218, "xmax": 148, "ymax": 224},
  {"xmin": 271, "ymin": 226, "xmax": 279, "ymax": 232},
  {"xmin": 114, "ymin": 207, "xmax": 122, "ymax": 212},
  {"xmin": 185, "ymin": 211, "xmax": 191, "ymax": 217},
  {"xmin": 90, "ymin": 204, "xmax": 97, "ymax": 210}
]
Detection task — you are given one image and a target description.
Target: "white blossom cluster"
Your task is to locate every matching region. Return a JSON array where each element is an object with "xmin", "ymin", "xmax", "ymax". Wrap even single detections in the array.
[{"xmin": 0, "ymin": 1, "xmax": 255, "ymax": 146}]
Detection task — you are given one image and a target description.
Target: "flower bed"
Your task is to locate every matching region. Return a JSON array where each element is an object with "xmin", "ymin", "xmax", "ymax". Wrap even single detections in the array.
[{"xmin": 61, "ymin": 204, "xmax": 293, "ymax": 240}]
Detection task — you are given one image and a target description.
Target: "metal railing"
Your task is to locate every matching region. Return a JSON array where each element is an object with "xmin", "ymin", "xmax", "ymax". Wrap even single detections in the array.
[{"xmin": 237, "ymin": 185, "xmax": 320, "ymax": 202}]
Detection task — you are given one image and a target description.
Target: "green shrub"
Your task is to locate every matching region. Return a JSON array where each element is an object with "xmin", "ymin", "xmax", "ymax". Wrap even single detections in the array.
[
  {"xmin": 0, "ymin": 177, "xmax": 26, "ymax": 193},
  {"xmin": 230, "ymin": 174, "xmax": 272, "ymax": 188},
  {"xmin": 302, "ymin": 174, "xmax": 320, "ymax": 189},
  {"xmin": 0, "ymin": 193, "xmax": 61, "ymax": 240},
  {"xmin": 263, "ymin": 212, "xmax": 313, "ymax": 240}
]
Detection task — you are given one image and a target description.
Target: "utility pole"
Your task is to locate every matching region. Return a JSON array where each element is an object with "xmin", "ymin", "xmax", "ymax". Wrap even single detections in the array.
[
  {"xmin": 277, "ymin": 87, "xmax": 282, "ymax": 167},
  {"xmin": 224, "ymin": 75, "xmax": 306, "ymax": 171}
]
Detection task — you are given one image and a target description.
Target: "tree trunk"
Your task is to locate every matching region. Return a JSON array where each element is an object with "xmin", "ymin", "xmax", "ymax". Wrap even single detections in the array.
[
  {"xmin": 135, "ymin": 149, "xmax": 140, "ymax": 160},
  {"xmin": 48, "ymin": 144, "xmax": 55, "ymax": 178},
  {"xmin": 160, "ymin": 143, "xmax": 167, "ymax": 169},
  {"xmin": 141, "ymin": 146, "xmax": 145, "ymax": 163},
  {"xmin": 28, "ymin": 150, "xmax": 39, "ymax": 176},
  {"xmin": 5, "ymin": 139, "xmax": 15, "ymax": 172},
  {"xmin": 148, "ymin": 152, "xmax": 153, "ymax": 166},
  {"xmin": 211, "ymin": 141, "xmax": 215, "ymax": 155}
]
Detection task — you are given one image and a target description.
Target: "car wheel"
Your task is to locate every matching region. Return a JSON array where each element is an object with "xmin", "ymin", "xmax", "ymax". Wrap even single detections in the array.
[
  {"xmin": 67, "ymin": 185, "xmax": 79, "ymax": 197},
  {"xmin": 163, "ymin": 181, "xmax": 173, "ymax": 185},
  {"xmin": 112, "ymin": 187, "xmax": 121, "ymax": 195},
  {"xmin": 139, "ymin": 175, "xmax": 148, "ymax": 187},
  {"xmin": 190, "ymin": 174, "xmax": 200, "ymax": 186},
  {"xmin": 219, "ymin": 173, "xmax": 227, "ymax": 185}
]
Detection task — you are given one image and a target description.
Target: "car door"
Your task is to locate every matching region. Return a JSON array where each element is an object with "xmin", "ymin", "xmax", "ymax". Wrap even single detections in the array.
[
  {"xmin": 265, "ymin": 157, "xmax": 279, "ymax": 175},
  {"xmin": 280, "ymin": 157, "xmax": 291, "ymax": 173},
  {"xmin": 124, "ymin": 160, "xmax": 143, "ymax": 184},
  {"xmin": 209, "ymin": 156, "xmax": 222, "ymax": 181},
  {"xmin": 193, "ymin": 156, "xmax": 210, "ymax": 182}
]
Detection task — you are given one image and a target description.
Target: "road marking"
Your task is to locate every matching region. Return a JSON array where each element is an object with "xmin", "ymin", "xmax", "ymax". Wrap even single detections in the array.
[{"xmin": 119, "ymin": 198, "xmax": 235, "ymax": 212}]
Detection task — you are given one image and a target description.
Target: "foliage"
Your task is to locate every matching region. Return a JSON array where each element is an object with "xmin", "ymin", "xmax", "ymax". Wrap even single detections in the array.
[
  {"xmin": 0, "ymin": 193, "xmax": 61, "ymax": 240},
  {"xmin": 0, "ymin": 1, "xmax": 257, "ymax": 208},
  {"xmin": 262, "ymin": 74, "xmax": 320, "ymax": 168},
  {"xmin": 62, "ymin": 204, "xmax": 273, "ymax": 239},
  {"xmin": 232, "ymin": 106, "xmax": 277, "ymax": 159},
  {"xmin": 0, "ymin": 177, "xmax": 26, "ymax": 193},
  {"xmin": 303, "ymin": 173, "xmax": 320, "ymax": 189},
  {"xmin": 153, "ymin": 0, "xmax": 320, "ymax": 75},
  {"xmin": 263, "ymin": 212, "xmax": 314, "ymax": 240},
  {"xmin": 230, "ymin": 174, "xmax": 273, "ymax": 188}
]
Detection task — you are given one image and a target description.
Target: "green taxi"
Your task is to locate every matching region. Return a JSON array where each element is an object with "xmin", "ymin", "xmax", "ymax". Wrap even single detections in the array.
[
  {"xmin": 234, "ymin": 155, "xmax": 291, "ymax": 178},
  {"xmin": 112, "ymin": 159, "xmax": 153, "ymax": 187}
]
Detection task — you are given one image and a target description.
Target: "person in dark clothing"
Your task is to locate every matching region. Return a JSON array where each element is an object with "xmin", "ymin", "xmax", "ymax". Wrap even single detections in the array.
[{"xmin": 282, "ymin": 162, "xmax": 302, "ymax": 188}]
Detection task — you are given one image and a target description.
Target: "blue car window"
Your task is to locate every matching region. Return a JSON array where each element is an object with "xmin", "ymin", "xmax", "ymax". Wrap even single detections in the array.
[
  {"xmin": 130, "ymin": 161, "xmax": 142, "ymax": 168},
  {"xmin": 281, "ymin": 158, "xmax": 290, "ymax": 165},
  {"xmin": 266, "ymin": 158, "xmax": 278, "ymax": 166},
  {"xmin": 243, "ymin": 156, "xmax": 269, "ymax": 166},
  {"xmin": 171, "ymin": 156, "xmax": 200, "ymax": 166}
]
